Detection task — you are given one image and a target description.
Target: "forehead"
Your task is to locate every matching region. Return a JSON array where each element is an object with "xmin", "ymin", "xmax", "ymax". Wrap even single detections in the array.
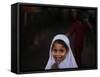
[{"xmin": 53, "ymin": 43, "xmax": 66, "ymax": 49}]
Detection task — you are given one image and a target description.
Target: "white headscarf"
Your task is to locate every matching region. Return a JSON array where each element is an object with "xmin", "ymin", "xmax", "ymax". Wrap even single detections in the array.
[{"xmin": 45, "ymin": 34, "xmax": 78, "ymax": 70}]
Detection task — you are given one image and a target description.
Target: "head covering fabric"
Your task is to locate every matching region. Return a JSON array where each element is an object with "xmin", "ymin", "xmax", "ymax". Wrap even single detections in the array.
[{"xmin": 45, "ymin": 34, "xmax": 78, "ymax": 69}]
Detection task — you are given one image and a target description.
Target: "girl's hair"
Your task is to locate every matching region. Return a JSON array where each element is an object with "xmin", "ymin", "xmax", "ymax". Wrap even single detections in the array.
[{"xmin": 51, "ymin": 39, "xmax": 69, "ymax": 51}]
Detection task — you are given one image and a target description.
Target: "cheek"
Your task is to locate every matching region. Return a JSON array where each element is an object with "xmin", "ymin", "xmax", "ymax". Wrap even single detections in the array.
[
  {"xmin": 61, "ymin": 51, "xmax": 67, "ymax": 57},
  {"xmin": 60, "ymin": 50, "xmax": 68, "ymax": 59}
]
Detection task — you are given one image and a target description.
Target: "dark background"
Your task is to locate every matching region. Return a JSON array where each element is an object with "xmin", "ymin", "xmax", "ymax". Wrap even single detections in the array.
[{"xmin": 19, "ymin": 4, "xmax": 97, "ymax": 72}]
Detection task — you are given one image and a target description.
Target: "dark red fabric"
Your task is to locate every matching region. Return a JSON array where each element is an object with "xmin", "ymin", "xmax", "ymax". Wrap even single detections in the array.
[{"xmin": 69, "ymin": 19, "xmax": 90, "ymax": 66}]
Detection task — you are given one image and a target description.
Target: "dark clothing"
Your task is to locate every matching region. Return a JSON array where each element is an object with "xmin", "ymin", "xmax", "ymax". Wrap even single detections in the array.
[{"xmin": 69, "ymin": 19, "xmax": 90, "ymax": 66}]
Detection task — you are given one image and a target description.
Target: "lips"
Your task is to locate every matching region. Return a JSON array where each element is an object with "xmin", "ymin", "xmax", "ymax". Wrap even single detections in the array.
[{"xmin": 54, "ymin": 56, "xmax": 62, "ymax": 60}]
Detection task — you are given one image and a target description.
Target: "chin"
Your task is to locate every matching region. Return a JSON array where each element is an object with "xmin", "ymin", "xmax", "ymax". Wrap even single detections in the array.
[{"xmin": 56, "ymin": 59, "xmax": 62, "ymax": 63}]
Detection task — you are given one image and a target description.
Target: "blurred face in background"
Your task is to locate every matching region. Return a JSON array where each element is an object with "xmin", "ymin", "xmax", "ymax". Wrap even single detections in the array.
[{"xmin": 71, "ymin": 9, "xmax": 77, "ymax": 18}]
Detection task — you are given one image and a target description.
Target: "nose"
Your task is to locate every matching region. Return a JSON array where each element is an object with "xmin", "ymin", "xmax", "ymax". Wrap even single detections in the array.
[{"xmin": 55, "ymin": 51, "xmax": 61, "ymax": 56}]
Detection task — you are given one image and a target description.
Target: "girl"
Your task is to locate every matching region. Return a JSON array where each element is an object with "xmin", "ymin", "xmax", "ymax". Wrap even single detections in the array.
[{"xmin": 45, "ymin": 34, "xmax": 78, "ymax": 69}]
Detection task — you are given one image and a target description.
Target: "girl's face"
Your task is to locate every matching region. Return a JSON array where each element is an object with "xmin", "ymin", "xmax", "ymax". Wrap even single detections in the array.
[{"xmin": 51, "ymin": 42, "xmax": 68, "ymax": 62}]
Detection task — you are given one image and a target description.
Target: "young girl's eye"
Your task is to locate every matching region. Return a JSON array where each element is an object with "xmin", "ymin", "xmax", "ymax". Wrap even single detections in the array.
[
  {"xmin": 59, "ymin": 49, "xmax": 64, "ymax": 53},
  {"xmin": 53, "ymin": 49, "xmax": 57, "ymax": 53}
]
